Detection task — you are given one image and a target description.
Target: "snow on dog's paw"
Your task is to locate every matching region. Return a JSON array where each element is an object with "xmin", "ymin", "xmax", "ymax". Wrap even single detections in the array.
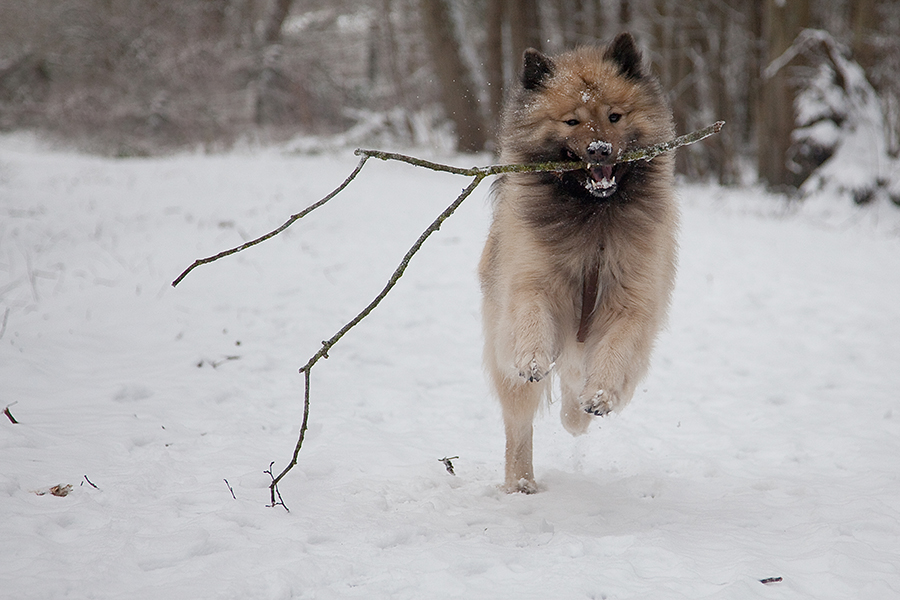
[
  {"xmin": 580, "ymin": 389, "xmax": 616, "ymax": 416},
  {"xmin": 504, "ymin": 478, "xmax": 539, "ymax": 494},
  {"xmin": 516, "ymin": 356, "xmax": 554, "ymax": 383}
]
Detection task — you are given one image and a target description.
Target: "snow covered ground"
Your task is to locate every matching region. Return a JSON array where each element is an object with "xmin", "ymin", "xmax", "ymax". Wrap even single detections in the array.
[{"xmin": 2, "ymin": 136, "xmax": 899, "ymax": 599}]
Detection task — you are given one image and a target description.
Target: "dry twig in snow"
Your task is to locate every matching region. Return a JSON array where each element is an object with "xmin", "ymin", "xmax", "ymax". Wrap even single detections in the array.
[{"xmin": 4, "ymin": 402, "xmax": 18, "ymax": 425}]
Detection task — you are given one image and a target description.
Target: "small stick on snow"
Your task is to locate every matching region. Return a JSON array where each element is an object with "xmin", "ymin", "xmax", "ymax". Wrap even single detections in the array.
[
  {"xmin": 82, "ymin": 475, "xmax": 100, "ymax": 490},
  {"xmin": 759, "ymin": 577, "xmax": 783, "ymax": 585},
  {"xmin": 224, "ymin": 478, "xmax": 236, "ymax": 500},
  {"xmin": 3, "ymin": 402, "xmax": 18, "ymax": 424},
  {"xmin": 0, "ymin": 307, "xmax": 9, "ymax": 340},
  {"xmin": 439, "ymin": 456, "xmax": 459, "ymax": 476}
]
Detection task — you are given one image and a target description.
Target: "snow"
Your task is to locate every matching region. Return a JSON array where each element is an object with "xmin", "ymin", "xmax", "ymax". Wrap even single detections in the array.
[
  {"xmin": 587, "ymin": 140, "xmax": 612, "ymax": 156},
  {"xmin": 2, "ymin": 136, "xmax": 900, "ymax": 599}
]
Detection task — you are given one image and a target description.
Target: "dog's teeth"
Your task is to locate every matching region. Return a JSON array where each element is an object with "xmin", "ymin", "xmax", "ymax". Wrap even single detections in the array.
[{"xmin": 585, "ymin": 176, "xmax": 616, "ymax": 192}]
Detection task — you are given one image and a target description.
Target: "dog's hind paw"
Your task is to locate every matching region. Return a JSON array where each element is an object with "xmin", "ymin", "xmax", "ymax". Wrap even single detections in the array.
[{"xmin": 581, "ymin": 389, "xmax": 616, "ymax": 416}]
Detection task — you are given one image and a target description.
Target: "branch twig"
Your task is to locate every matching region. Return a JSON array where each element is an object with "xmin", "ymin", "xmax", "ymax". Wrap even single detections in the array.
[
  {"xmin": 170, "ymin": 121, "xmax": 724, "ymax": 506},
  {"xmin": 359, "ymin": 120, "xmax": 724, "ymax": 173},
  {"xmin": 171, "ymin": 121, "xmax": 724, "ymax": 289},
  {"xmin": 267, "ymin": 173, "xmax": 487, "ymax": 506},
  {"xmin": 618, "ymin": 120, "xmax": 724, "ymax": 162},
  {"xmin": 0, "ymin": 307, "xmax": 10, "ymax": 341},
  {"xmin": 3, "ymin": 402, "xmax": 18, "ymax": 425},
  {"xmin": 264, "ymin": 461, "xmax": 289, "ymax": 511},
  {"xmin": 439, "ymin": 456, "xmax": 459, "ymax": 475},
  {"xmin": 172, "ymin": 155, "xmax": 370, "ymax": 287}
]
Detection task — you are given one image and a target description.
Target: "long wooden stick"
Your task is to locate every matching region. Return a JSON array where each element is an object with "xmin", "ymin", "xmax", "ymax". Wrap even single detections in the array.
[
  {"xmin": 168, "ymin": 122, "xmax": 725, "ymax": 508},
  {"xmin": 267, "ymin": 174, "xmax": 487, "ymax": 507},
  {"xmin": 172, "ymin": 155, "xmax": 370, "ymax": 287},
  {"xmin": 171, "ymin": 121, "xmax": 724, "ymax": 288}
]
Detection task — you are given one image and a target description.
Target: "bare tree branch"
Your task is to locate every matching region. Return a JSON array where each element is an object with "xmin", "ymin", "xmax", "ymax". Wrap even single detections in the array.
[
  {"xmin": 618, "ymin": 120, "xmax": 724, "ymax": 163},
  {"xmin": 267, "ymin": 173, "xmax": 487, "ymax": 507},
  {"xmin": 168, "ymin": 121, "xmax": 725, "ymax": 507},
  {"xmin": 358, "ymin": 120, "xmax": 724, "ymax": 174},
  {"xmin": 172, "ymin": 155, "xmax": 369, "ymax": 287},
  {"xmin": 172, "ymin": 121, "xmax": 723, "ymax": 288},
  {"xmin": 3, "ymin": 403, "xmax": 18, "ymax": 425}
]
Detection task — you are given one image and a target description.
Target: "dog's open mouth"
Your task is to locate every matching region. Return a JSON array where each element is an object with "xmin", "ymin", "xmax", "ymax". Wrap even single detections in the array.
[
  {"xmin": 562, "ymin": 148, "xmax": 619, "ymax": 199},
  {"xmin": 585, "ymin": 164, "xmax": 617, "ymax": 198}
]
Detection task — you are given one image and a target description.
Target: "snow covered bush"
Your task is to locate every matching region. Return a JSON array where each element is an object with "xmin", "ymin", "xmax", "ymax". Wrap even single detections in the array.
[{"xmin": 791, "ymin": 30, "xmax": 900, "ymax": 206}]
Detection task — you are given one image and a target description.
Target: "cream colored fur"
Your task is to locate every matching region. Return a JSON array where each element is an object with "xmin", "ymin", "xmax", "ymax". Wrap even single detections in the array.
[{"xmin": 479, "ymin": 38, "xmax": 678, "ymax": 493}]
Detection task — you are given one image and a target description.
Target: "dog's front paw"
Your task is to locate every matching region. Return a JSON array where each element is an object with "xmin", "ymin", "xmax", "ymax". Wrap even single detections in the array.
[
  {"xmin": 516, "ymin": 355, "xmax": 554, "ymax": 383},
  {"xmin": 503, "ymin": 478, "xmax": 539, "ymax": 494},
  {"xmin": 580, "ymin": 388, "xmax": 619, "ymax": 416}
]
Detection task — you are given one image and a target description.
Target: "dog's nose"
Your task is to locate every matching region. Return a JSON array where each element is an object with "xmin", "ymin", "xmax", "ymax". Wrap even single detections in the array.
[{"xmin": 586, "ymin": 140, "xmax": 612, "ymax": 159}]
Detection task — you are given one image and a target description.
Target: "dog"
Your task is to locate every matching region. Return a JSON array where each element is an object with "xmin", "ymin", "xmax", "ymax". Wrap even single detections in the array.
[{"xmin": 479, "ymin": 33, "xmax": 679, "ymax": 493}]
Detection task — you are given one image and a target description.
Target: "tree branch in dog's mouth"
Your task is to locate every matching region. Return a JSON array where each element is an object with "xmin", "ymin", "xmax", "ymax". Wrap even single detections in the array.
[
  {"xmin": 172, "ymin": 121, "xmax": 724, "ymax": 288},
  {"xmin": 170, "ymin": 120, "xmax": 724, "ymax": 507}
]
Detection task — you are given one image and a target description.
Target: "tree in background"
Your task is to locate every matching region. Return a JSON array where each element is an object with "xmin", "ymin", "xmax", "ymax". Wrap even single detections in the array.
[
  {"xmin": 483, "ymin": 0, "xmax": 543, "ymax": 128},
  {"xmin": 756, "ymin": 0, "xmax": 811, "ymax": 190},
  {"xmin": 419, "ymin": 0, "xmax": 488, "ymax": 152}
]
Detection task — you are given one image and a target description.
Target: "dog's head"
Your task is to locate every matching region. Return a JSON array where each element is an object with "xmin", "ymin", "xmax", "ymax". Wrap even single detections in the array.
[{"xmin": 502, "ymin": 34, "xmax": 674, "ymax": 201}]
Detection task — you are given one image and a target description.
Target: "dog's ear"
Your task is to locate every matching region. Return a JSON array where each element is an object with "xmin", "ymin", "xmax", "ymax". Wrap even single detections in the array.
[
  {"xmin": 605, "ymin": 32, "xmax": 644, "ymax": 80},
  {"xmin": 522, "ymin": 48, "xmax": 554, "ymax": 90}
]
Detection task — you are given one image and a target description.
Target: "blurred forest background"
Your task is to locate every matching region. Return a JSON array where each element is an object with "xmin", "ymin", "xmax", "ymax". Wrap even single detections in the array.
[{"xmin": 1, "ymin": 0, "xmax": 898, "ymax": 200}]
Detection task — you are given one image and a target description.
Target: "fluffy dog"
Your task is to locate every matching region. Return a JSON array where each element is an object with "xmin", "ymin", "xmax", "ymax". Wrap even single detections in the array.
[{"xmin": 479, "ymin": 33, "xmax": 679, "ymax": 493}]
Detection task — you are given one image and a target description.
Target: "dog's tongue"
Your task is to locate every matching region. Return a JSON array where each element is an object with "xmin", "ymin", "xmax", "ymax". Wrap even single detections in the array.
[{"xmin": 589, "ymin": 165, "xmax": 614, "ymax": 182}]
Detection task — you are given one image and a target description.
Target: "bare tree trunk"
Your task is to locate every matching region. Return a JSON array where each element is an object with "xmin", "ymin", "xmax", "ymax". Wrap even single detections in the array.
[
  {"xmin": 552, "ymin": 0, "xmax": 603, "ymax": 47},
  {"xmin": 651, "ymin": 0, "xmax": 673, "ymax": 86},
  {"xmin": 619, "ymin": 0, "xmax": 631, "ymax": 29},
  {"xmin": 379, "ymin": 0, "xmax": 410, "ymax": 105},
  {"xmin": 746, "ymin": 0, "xmax": 763, "ymax": 155},
  {"xmin": 253, "ymin": 0, "xmax": 301, "ymax": 128},
  {"xmin": 507, "ymin": 0, "xmax": 542, "ymax": 57},
  {"xmin": 260, "ymin": 0, "xmax": 294, "ymax": 44},
  {"xmin": 419, "ymin": 0, "xmax": 489, "ymax": 152},
  {"xmin": 755, "ymin": 0, "xmax": 809, "ymax": 190},
  {"xmin": 485, "ymin": 0, "xmax": 505, "ymax": 128},
  {"xmin": 670, "ymin": 3, "xmax": 694, "ymax": 175},
  {"xmin": 197, "ymin": 0, "xmax": 229, "ymax": 38},
  {"xmin": 850, "ymin": 0, "xmax": 877, "ymax": 72},
  {"xmin": 709, "ymin": 2, "xmax": 738, "ymax": 184},
  {"xmin": 578, "ymin": 0, "xmax": 604, "ymax": 43}
]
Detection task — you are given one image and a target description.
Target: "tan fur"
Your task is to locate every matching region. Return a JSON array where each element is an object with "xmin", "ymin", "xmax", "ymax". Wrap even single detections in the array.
[{"xmin": 479, "ymin": 35, "xmax": 679, "ymax": 493}]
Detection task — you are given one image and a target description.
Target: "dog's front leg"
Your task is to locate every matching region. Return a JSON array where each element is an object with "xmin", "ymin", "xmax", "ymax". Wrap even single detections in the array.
[
  {"xmin": 489, "ymin": 287, "xmax": 558, "ymax": 493},
  {"xmin": 510, "ymin": 292, "xmax": 558, "ymax": 384},
  {"xmin": 483, "ymin": 318, "xmax": 546, "ymax": 493},
  {"xmin": 579, "ymin": 309, "xmax": 655, "ymax": 417},
  {"xmin": 495, "ymin": 373, "xmax": 544, "ymax": 493}
]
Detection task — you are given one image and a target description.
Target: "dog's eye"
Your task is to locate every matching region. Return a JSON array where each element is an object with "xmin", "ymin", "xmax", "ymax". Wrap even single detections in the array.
[
  {"xmin": 564, "ymin": 119, "xmax": 580, "ymax": 126},
  {"xmin": 608, "ymin": 113, "xmax": 622, "ymax": 123}
]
